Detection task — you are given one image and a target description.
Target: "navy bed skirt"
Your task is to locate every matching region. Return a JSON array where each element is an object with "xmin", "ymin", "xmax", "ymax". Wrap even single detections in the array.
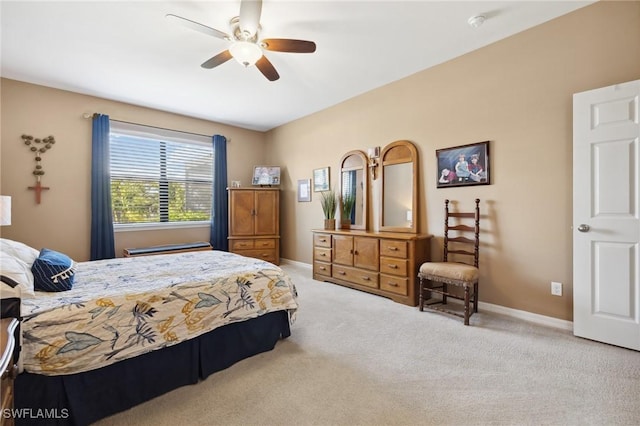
[{"xmin": 14, "ymin": 310, "xmax": 291, "ymax": 426}]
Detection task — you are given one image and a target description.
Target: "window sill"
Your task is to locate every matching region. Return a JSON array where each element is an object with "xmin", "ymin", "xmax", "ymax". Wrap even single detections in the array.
[{"xmin": 114, "ymin": 221, "xmax": 210, "ymax": 232}]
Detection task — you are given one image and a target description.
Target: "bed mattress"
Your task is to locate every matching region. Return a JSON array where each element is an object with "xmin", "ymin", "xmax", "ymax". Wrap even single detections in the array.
[{"xmin": 20, "ymin": 250, "xmax": 297, "ymax": 376}]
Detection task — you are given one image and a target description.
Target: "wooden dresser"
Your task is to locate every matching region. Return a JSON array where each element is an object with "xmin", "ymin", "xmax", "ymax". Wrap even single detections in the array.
[
  {"xmin": 312, "ymin": 229, "xmax": 431, "ymax": 306},
  {"xmin": 1, "ymin": 318, "xmax": 19, "ymax": 426},
  {"xmin": 228, "ymin": 188, "xmax": 280, "ymax": 265}
]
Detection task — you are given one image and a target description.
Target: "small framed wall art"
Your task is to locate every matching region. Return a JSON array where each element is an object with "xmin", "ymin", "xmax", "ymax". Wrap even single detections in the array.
[
  {"xmin": 313, "ymin": 167, "xmax": 330, "ymax": 192},
  {"xmin": 436, "ymin": 141, "xmax": 490, "ymax": 188},
  {"xmin": 297, "ymin": 179, "xmax": 311, "ymax": 202}
]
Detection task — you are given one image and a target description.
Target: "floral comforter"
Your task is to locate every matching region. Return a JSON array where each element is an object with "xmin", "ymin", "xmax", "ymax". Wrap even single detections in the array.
[{"xmin": 20, "ymin": 250, "xmax": 298, "ymax": 376}]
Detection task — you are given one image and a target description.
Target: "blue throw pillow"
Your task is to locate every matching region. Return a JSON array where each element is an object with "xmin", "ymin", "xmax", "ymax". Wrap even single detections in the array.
[{"xmin": 31, "ymin": 248, "xmax": 76, "ymax": 292}]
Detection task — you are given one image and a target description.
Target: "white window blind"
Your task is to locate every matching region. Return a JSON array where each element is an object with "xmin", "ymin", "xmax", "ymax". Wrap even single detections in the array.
[{"xmin": 109, "ymin": 121, "xmax": 213, "ymax": 226}]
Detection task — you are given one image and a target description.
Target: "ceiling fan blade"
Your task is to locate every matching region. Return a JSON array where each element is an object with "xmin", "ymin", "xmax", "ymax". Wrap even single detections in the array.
[
  {"xmin": 201, "ymin": 50, "xmax": 233, "ymax": 69},
  {"xmin": 166, "ymin": 14, "xmax": 230, "ymax": 40},
  {"xmin": 261, "ymin": 39, "xmax": 316, "ymax": 53},
  {"xmin": 255, "ymin": 55, "xmax": 280, "ymax": 81},
  {"xmin": 239, "ymin": 0, "xmax": 262, "ymax": 37}
]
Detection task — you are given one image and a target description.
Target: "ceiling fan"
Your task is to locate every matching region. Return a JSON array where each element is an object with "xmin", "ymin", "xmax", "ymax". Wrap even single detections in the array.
[{"xmin": 166, "ymin": 0, "xmax": 316, "ymax": 82}]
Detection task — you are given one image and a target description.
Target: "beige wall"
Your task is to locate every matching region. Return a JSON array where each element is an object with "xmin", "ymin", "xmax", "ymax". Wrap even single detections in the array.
[
  {"xmin": 1, "ymin": 1, "xmax": 638, "ymax": 321},
  {"xmin": 0, "ymin": 79, "xmax": 267, "ymax": 261},
  {"xmin": 265, "ymin": 1, "xmax": 640, "ymax": 321}
]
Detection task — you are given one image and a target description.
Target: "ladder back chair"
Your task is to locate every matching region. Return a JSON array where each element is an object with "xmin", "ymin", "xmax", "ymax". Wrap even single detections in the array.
[{"xmin": 418, "ymin": 198, "xmax": 480, "ymax": 325}]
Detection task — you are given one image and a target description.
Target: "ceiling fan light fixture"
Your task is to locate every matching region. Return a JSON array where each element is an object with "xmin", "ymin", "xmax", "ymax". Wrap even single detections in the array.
[{"xmin": 229, "ymin": 41, "xmax": 262, "ymax": 67}]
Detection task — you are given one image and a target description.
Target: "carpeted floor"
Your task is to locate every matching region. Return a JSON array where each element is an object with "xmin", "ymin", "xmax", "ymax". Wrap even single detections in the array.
[{"xmin": 96, "ymin": 262, "xmax": 640, "ymax": 425}]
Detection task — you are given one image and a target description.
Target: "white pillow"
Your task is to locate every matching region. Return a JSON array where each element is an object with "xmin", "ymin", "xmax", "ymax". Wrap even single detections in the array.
[
  {"xmin": 0, "ymin": 238, "xmax": 39, "ymax": 266},
  {"xmin": 0, "ymin": 252, "xmax": 36, "ymax": 298}
]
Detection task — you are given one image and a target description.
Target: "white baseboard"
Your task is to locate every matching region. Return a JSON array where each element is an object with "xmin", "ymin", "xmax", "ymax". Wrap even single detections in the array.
[
  {"xmin": 281, "ymin": 258, "xmax": 312, "ymax": 269},
  {"xmin": 479, "ymin": 301, "xmax": 573, "ymax": 331},
  {"xmin": 280, "ymin": 258, "xmax": 574, "ymax": 331}
]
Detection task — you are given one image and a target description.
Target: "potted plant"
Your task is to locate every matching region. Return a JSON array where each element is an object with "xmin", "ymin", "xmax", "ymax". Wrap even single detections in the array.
[
  {"xmin": 340, "ymin": 192, "xmax": 356, "ymax": 229},
  {"xmin": 320, "ymin": 189, "xmax": 337, "ymax": 230}
]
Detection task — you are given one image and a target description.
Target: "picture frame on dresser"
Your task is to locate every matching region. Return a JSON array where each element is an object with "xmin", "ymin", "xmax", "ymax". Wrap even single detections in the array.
[{"xmin": 252, "ymin": 166, "xmax": 281, "ymax": 186}]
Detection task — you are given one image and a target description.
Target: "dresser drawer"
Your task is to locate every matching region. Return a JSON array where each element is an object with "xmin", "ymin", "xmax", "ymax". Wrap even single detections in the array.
[
  {"xmin": 314, "ymin": 247, "xmax": 332, "ymax": 262},
  {"xmin": 234, "ymin": 248, "xmax": 277, "ymax": 263},
  {"xmin": 254, "ymin": 239, "xmax": 276, "ymax": 249},
  {"xmin": 333, "ymin": 265, "xmax": 378, "ymax": 289},
  {"xmin": 314, "ymin": 261, "xmax": 332, "ymax": 277},
  {"xmin": 380, "ymin": 240, "xmax": 408, "ymax": 258},
  {"xmin": 380, "ymin": 274, "xmax": 408, "ymax": 296},
  {"xmin": 380, "ymin": 257, "xmax": 408, "ymax": 277},
  {"xmin": 314, "ymin": 233, "xmax": 332, "ymax": 248},
  {"xmin": 231, "ymin": 239, "xmax": 255, "ymax": 250}
]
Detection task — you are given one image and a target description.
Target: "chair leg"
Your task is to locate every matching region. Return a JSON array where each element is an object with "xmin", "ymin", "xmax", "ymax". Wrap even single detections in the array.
[
  {"xmin": 473, "ymin": 282, "xmax": 479, "ymax": 313},
  {"xmin": 442, "ymin": 283, "xmax": 448, "ymax": 305},
  {"xmin": 418, "ymin": 277, "xmax": 424, "ymax": 311},
  {"xmin": 463, "ymin": 285, "xmax": 470, "ymax": 325}
]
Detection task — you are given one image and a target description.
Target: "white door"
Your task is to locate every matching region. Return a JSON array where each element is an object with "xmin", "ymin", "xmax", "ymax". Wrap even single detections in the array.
[{"xmin": 573, "ymin": 80, "xmax": 640, "ymax": 351}]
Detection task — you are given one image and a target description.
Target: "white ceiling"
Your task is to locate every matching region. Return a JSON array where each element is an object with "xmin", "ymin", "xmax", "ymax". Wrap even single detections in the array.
[{"xmin": 1, "ymin": 1, "xmax": 593, "ymax": 132}]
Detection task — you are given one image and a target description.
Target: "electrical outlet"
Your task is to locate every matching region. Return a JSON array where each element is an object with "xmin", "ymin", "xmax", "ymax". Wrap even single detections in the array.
[{"xmin": 551, "ymin": 281, "xmax": 563, "ymax": 296}]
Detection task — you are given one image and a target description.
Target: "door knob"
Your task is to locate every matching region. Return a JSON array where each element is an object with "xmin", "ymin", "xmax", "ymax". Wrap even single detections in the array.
[{"xmin": 577, "ymin": 224, "xmax": 590, "ymax": 232}]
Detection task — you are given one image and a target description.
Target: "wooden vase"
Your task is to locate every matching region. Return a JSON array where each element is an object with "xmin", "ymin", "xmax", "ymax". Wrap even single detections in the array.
[
  {"xmin": 340, "ymin": 219, "xmax": 351, "ymax": 230},
  {"xmin": 324, "ymin": 219, "xmax": 336, "ymax": 230}
]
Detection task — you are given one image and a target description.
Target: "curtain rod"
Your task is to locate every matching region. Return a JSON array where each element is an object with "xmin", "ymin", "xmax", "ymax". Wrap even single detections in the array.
[{"xmin": 82, "ymin": 112, "xmax": 224, "ymax": 140}]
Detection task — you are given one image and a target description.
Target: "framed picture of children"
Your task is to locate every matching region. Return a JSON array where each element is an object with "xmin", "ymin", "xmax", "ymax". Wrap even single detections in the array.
[{"xmin": 436, "ymin": 141, "xmax": 490, "ymax": 188}]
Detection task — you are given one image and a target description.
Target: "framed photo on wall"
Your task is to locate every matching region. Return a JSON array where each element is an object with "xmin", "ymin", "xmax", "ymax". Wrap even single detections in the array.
[
  {"xmin": 313, "ymin": 167, "xmax": 330, "ymax": 192},
  {"xmin": 297, "ymin": 179, "xmax": 311, "ymax": 202},
  {"xmin": 436, "ymin": 141, "xmax": 490, "ymax": 188}
]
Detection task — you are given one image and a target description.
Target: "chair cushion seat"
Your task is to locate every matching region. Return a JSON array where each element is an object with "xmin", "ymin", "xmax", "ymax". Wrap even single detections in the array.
[{"xmin": 419, "ymin": 262, "xmax": 479, "ymax": 285}]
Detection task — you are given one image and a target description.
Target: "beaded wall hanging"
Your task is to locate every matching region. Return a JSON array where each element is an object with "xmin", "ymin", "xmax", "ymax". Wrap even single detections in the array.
[{"xmin": 21, "ymin": 134, "xmax": 56, "ymax": 204}]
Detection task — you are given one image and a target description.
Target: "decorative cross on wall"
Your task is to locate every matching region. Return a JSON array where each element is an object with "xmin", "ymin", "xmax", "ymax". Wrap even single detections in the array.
[
  {"xmin": 22, "ymin": 134, "xmax": 55, "ymax": 204},
  {"xmin": 28, "ymin": 181, "xmax": 50, "ymax": 204}
]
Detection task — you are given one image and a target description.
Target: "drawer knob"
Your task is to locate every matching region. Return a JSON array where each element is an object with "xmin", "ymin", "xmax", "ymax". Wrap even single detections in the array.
[
  {"xmin": 320, "ymin": 253, "xmax": 326, "ymax": 256},
  {"xmin": 362, "ymin": 276, "xmax": 370, "ymax": 281},
  {"xmin": 388, "ymin": 264, "xmax": 398, "ymax": 269},
  {"xmin": 388, "ymin": 282, "xmax": 398, "ymax": 287},
  {"xmin": 320, "ymin": 266, "xmax": 326, "ymax": 270},
  {"xmin": 338, "ymin": 271, "xmax": 346, "ymax": 275},
  {"xmin": 320, "ymin": 238, "xmax": 326, "ymax": 242},
  {"xmin": 390, "ymin": 247, "xmax": 398, "ymax": 251}
]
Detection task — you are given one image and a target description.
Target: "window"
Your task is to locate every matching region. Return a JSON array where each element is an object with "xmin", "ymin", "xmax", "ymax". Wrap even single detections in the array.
[{"xmin": 109, "ymin": 121, "xmax": 213, "ymax": 228}]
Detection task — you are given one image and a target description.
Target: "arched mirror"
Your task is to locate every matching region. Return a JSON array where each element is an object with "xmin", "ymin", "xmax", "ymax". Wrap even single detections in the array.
[
  {"xmin": 339, "ymin": 150, "xmax": 368, "ymax": 230},
  {"xmin": 380, "ymin": 140, "xmax": 418, "ymax": 233}
]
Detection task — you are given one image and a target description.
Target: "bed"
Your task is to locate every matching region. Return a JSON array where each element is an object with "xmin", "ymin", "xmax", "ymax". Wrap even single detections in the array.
[{"xmin": 0, "ymin": 239, "xmax": 298, "ymax": 425}]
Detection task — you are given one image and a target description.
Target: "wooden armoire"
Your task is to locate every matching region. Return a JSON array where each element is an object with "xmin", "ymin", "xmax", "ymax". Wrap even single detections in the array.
[{"xmin": 228, "ymin": 187, "xmax": 280, "ymax": 265}]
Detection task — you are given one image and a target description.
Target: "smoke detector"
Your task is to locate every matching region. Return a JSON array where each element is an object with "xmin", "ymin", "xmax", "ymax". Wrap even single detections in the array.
[{"xmin": 468, "ymin": 15, "xmax": 486, "ymax": 28}]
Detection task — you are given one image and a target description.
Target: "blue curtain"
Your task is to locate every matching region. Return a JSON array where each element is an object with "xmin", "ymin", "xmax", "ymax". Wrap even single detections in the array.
[
  {"xmin": 210, "ymin": 135, "xmax": 228, "ymax": 251},
  {"xmin": 90, "ymin": 114, "xmax": 115, "ymax": 260}
]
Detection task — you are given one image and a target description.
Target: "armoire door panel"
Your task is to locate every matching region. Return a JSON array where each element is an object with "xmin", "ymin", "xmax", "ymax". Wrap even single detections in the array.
[
  {"xmin": 255, "ymin": 190, "xmax": 278, "ymax": 235},
  {"xmin": 230, "ymin": 190, "xmax": 255, "ymax": 235}
]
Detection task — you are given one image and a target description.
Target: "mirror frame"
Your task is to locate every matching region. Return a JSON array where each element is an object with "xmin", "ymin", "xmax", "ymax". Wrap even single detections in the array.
[
  {"xmin": 339, "ymin": 150, "xmax": 369, "ymax": 231},
  {"xmin": 380, "ymin": 140, "xmax": 418, "ymax": 233}
]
